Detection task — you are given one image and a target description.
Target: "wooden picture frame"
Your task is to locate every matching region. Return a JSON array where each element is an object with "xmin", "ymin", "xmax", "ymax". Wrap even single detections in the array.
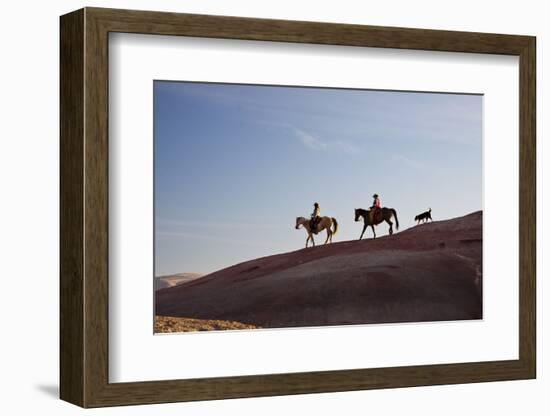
[{"xmin": 60, "ymin": 7, "xmax": 536, "ymax": 408}]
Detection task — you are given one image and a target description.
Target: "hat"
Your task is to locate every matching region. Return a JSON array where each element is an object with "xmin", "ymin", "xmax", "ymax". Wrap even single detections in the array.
[
  {"xmin": 372, "ymin": 194, "xmax": 379, "ymax": 198},
  {"xmin": 314, "ymin": 202, "xmax": 319, "ymax": 207}
]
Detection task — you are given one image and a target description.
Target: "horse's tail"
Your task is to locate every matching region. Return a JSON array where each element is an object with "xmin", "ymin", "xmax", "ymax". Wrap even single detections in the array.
[
  {"xmin": 331, "ymin": 217, "xmax": 339, "ymax": 235},
  {"xmin": 391, "ymin": 209, "xmax": 399, "ymax": 230}
]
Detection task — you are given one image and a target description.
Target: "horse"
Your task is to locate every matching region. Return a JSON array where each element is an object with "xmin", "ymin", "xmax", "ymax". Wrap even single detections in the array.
[
  {"xmin": 354, "ymin": 207, "xmax": 399, "ymax": 239},
  {"xmin": 295, "ymin": 216, "xmax": 339, "ymax": 248}
]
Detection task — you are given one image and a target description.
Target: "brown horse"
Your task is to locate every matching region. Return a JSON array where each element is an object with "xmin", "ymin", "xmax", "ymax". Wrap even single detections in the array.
[
  {"xmin": 354, "ymin": 207, "xmax": 399, "ymax": 239},
  {"xmin": 295, "ymin": 216, "xmax": 339, "ymax": 248}
]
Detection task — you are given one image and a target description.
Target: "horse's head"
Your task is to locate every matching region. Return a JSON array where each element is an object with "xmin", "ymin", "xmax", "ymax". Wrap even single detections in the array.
[
  {"xmin": 295, "ymin": 217, "xmax": 302, "ymax": 229},
  {"xmin": 354, "ymin": 209, "xmax": 361, "ymax": 222}
]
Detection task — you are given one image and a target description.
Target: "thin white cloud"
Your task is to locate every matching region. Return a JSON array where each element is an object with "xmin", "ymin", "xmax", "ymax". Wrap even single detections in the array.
[
  {"xmin": 391, "ymin": 154, "xmax": 425, "ymax": 170},
  {"xmin": 331, "ymin": 140, "xmax": 360, "ymax": 155},
  {"xmin": 293, "ymin": 128, "xmax": 328, "ymax": 151},
  {"xmin": 292, "ymin": 126, "xmax": 359, "ymax": 155},
  {"xmin": 256, "ymin": 120, "xmax": 360, "ymax": 155}
]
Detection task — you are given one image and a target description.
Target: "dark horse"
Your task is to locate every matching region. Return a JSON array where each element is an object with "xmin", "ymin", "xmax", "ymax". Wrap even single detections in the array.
[{"xmin": 354, "ymin": 207, "xmax": 399, "ymax": 239}]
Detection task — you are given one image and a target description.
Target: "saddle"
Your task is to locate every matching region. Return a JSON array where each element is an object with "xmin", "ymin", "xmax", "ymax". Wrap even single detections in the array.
[
  {"xmin": 310, "ymin": 218, "xmax": 320, "ymax": 234},
  {"xmin": 370, "ymin": 208, "xmax": 383, "ymax": 223}
]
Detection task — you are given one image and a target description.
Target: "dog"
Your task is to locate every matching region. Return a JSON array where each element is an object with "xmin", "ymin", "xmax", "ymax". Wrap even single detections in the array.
[{"xmin": 414, "ymin": 208, "xmax": 432, "ymax": 224}]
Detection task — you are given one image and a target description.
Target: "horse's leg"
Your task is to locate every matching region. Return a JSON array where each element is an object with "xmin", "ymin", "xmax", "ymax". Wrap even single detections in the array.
[
  {"xmin": 324, "ymin": 228, "xmax": 331, "ymax": 244},
  {"xmin": 386, "ymin": 219, "xmax": 393, "ymax": 235},
  {"xmin": 371, "ymin": 225, "xmax": 376, "ymax": 239},
  {"xmin": 360, "ymin": 223, "xmax": 367, "ymax": 240},
  {"xmin": 306, "ymin": 233, "xmax": 313, "ymax": 248}
]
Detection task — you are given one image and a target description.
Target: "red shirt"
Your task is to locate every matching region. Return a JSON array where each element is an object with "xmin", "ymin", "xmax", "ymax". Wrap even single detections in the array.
[{"xmin": 374, "ymin": 198, "xmax": 381, "ymax": 208}]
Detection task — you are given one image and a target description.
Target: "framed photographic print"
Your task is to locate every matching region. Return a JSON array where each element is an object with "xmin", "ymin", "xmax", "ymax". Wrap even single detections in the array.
[{"xmin": 60, "ymin": 7, "xmax": 536, "ymax": 408}]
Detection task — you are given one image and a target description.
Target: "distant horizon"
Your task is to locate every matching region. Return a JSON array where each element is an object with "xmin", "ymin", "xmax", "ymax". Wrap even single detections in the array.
[{"xmin": 155, "ymin": 81, "xmax": 482, "ymax": 276}]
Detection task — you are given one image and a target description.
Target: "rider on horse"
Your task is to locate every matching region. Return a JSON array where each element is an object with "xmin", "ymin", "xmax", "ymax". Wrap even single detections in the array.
[
  {"xmin": 310, "ymin": 202, "xmax": 321, "ymax": 233},
  {"xmin": 369, "ymin": 194, "xmax": 381, "ymax": 224}
]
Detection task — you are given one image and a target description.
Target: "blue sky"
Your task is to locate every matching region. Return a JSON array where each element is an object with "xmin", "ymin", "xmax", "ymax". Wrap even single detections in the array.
[{"xmin": 154, "ymin": 81, "xmax": 482, "ymax": 276}]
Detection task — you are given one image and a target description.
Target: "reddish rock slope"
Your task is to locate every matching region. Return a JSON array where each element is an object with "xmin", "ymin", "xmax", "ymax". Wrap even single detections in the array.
[{"xmin": 156, "ymin": 211, "xmax": 482, "ymax": 329}]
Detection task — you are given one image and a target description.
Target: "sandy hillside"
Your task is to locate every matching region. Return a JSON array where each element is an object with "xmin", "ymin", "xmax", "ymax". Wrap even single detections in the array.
[
  {"xmin": 154, "ymin": 272, "xmax": 203, "ymax": 291},
  {"xmin": 156, "ymin": 211, "xmax": 482, "ymax": 330}
]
